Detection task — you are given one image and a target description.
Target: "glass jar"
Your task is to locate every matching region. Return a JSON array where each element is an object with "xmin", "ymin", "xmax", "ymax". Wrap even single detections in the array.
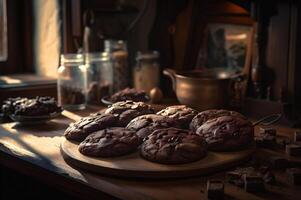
[
  {"xmin": 57, "ymin": 54, "xmax": 87, "ymax": 110},
  {"xmin": 133, "ymin": 51, "xmax": 160, "ymax": 93},
  {"xmin": 104, "ymin": 39, "xmax": 129, "ymax": 92},
  {"xmin": 86, "ymin": 52, "xmax": 113, "ymax": 105}
]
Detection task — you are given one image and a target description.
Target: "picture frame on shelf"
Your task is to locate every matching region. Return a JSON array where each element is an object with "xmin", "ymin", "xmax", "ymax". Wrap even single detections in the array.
[{"xmin": 196, "ymin": 23, "xmax": 254, "ymax": 74}]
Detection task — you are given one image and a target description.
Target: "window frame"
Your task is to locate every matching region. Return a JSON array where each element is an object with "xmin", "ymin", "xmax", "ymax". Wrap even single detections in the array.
[{"xmin": 0, "ymin": 0, "xmax": 33, "ymax": 75}]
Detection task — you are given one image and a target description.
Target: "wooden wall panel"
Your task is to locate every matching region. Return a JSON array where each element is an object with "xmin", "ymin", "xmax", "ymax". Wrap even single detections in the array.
[{"xmin": 265, "ymin": 3, "xmax": 290, "ymax": 101}]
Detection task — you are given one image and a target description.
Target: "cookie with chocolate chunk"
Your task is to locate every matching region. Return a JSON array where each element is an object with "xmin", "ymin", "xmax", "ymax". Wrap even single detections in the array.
[
  {"xmin": 156, "ymin": 105, "xmax": 197, "ymax": 128},
  {"xmin": 141, "ymin": 128, "xmax": 207, "ymax": 164},
  {"xmin": 109, "ymin": 88, "xmax": 149, "ymax": 103},
  {"xmin": 64, "ymin": 113, "xmax": 118, "ymax": 142},
  {"xmin": 79, "ymin": 127, "xmax": 140, "ymax": 157},
  {"xmin": 126, "ymin": 114, "xmax": 179, "ymax": 140},
  {"xmin": 190, "ymin": 109, "xmax": 246, "ymax": 132},
  {"xmin": 105, "ymin": 100, "xmax": 154, "ymax": 126},
  {"xmin": 196, "ymin": 116, "xmax": 254, "ymax": 151}
]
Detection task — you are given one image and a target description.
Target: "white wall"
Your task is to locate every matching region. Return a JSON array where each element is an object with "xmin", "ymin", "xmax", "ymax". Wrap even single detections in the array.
[{"xmin": 33, "ymin": 0, "xmax": 61, "ymax": 78}]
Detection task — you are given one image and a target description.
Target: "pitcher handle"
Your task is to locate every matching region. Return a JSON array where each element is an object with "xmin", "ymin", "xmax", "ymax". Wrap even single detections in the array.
[{"xmin": 163, "ymin": 68, "xmax": 177, "ymax": 92}]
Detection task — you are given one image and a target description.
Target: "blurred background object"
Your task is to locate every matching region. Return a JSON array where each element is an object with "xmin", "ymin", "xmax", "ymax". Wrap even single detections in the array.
[{"xmin": 133, "ymin": 51, "xmax": 160, "ymax": 94}]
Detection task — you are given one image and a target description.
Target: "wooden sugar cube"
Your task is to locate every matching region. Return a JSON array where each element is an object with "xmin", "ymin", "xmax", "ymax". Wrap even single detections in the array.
[
  {"xmin": 243, "ymin": 173, "xmax": 265, "ymax": 192},
  {"xmin": 255, "ymin": 135, "xmax": 276, "ymax": 148},
  {"xmin": 227, "ymin": 167, "xmax": 255, "ymax": 187},
  {"xmin": 206, "ymin": 179, "xmax": 224, "ymax": 200},
  {"xmin": 286, "ymin": 144, "xmax": 301, "ymax": 156},
  {"xmin": 259, "ymin": 127, "xmax": 277, "ymax": 136},
  {"xmin": 294, "ymin": 130, "xmax": 301, "ymax": 143},
  {"xmin": 286, "ymin": 168, "xmax": 301, "ymax": 185},
  {"xmin": 268, "ymin": 156, "xmax": 289, "ymax": 169},
  {"xmin": 277, "ymin": 137, "xmax": 291, "ymax": 148}
]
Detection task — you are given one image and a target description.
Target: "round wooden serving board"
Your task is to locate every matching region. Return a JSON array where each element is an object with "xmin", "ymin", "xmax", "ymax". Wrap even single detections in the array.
[{"xmin": 61, "ymin": 138, "xmax": 255, "ymax": 179}]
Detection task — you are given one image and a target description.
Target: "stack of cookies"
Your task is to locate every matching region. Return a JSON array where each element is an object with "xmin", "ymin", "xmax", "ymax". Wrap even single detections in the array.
[{"xmin": 64, "ymin": 100, "xmax": 254, "ymax": 164}]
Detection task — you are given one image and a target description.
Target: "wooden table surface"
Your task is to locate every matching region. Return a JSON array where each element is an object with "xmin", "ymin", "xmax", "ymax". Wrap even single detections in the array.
[{"xmin": 0, "ymin": 106, "xmax": 301, "ymax": 200}]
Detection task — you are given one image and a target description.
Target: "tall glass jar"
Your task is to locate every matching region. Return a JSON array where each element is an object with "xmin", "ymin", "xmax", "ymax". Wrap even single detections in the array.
[
  {"xmin": 133, "ymin": 51, "xmax": 160, "ymax": 93},
  {"xmin": 57, "ymin": 54, "xmax": 87, "ymax": 110},
  {"xmin": 104, "ymin": 40, "xmax": 129, "ymax": 92},
  {"xmin": 86, "ymin": 52, "xmax": 113, "ymax": 105}
]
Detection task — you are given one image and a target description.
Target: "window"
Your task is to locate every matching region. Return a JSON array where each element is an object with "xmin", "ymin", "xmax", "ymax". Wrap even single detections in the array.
[
  {"xmin": 0, "ymin": 0, "xmax": 33, "ymax": 74},
  {"xmin": 0, "ymin": 0, "xmax": 7, "ymax": 61}
]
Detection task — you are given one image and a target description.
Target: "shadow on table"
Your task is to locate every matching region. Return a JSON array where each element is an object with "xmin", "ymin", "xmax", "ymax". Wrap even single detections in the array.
[{"xmin": 11, "ymin": 120, "xmax": 69, "ymax": 137}]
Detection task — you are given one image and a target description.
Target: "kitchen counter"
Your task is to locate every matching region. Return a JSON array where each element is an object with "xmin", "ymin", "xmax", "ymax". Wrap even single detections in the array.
[{"xmin": 0, "ymin": 106, "xmax": 301, "ymax": 200}]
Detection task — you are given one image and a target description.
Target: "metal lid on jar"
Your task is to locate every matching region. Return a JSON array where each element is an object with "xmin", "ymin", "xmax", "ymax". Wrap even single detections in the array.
[
  {"xmin": 85, "ymin": 52, "xmax": 110, "ymax": 63},
  {"xmin": 104, "ymin": 40, "xmax": 127, "ymax": 52},
  {"xmin": 60, "ymin": 53, "xmax": 84, "ymax": 65},
  {"xmin": 136, "ymin": 51, "xmax": 159, "ymax": 61}
]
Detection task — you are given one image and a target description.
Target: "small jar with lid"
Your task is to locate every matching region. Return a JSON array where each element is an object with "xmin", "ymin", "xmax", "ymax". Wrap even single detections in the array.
[
  {"xmin": 86, "ymin": 52, "xmax": 114, "ymax": 105},
  {"xmin": 133, "ymin": 51, "xmax": 160, "ymax": 93},
  {"xmin": 57, "ymin": 54, "xmax": 87, "ymax": 110}
]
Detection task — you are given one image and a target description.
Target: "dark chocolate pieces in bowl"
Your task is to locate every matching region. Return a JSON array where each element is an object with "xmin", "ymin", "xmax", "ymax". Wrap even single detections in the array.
[
  {"xmin": 141, "ymin": 128, "xmax": 207, "ymax": 164},
  {"xmin": 79, "ymin": 127, "xmax": 140, "ymax": 157},
  {"xmin": 105, "ymin": 100, "xmax": 155, "ymax": 126},
  {"xmin": 1, "ymin": 96, "xmax": 62, "ymax": 124},
  {"xmin": 64, "ymin": 113, "xmax": 118, "ymax": 142},
  {"xmin": 2, "ymin": 96, "xmax": 62, "ymax": 117},
  {"xmin": 196, "ymin": 115, "xmax": 254, "ymax": 151},
  {"xmin": 157, "ymin": 105, "xmax": 198, "ymax": 128}
]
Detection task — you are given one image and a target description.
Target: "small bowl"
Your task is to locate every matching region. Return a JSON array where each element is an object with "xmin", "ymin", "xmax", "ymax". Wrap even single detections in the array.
[{"xmin": 9, "ymin": 111, "xmax": 62, "ymax": 125}]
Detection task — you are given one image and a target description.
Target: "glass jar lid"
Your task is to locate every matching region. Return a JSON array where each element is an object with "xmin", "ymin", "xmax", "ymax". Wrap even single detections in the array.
[
  {"xmin": 136, "ymin": 51, "xmax": 159, "ymax": 61},
  {"xmin": 85, "ymin": 52, "xmax": 110, "ymax": 63},
  {"xmin": 60, "ymin": 53, "xmax": 84, "ymax": 65},
  {"xmin": 104, "ymin": 40, "xmax": 127, "ymax": 52}
]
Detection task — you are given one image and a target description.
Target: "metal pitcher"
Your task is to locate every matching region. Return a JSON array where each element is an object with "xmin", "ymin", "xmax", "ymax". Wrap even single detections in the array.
[{"xmin": 163, "ymin": 68, "xmax": 243, "ymax": 111}]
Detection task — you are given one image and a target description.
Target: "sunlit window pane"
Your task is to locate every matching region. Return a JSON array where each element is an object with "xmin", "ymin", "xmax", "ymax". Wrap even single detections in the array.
[{"xmin": 0, "ymin": 0, "xmax": 7, "ymax": 61}]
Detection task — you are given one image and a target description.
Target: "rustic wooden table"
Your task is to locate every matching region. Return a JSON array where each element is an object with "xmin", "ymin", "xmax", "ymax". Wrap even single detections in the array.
[{"xmin": 0, "ymin": 105, "xmax": 301, "ymax": 200}]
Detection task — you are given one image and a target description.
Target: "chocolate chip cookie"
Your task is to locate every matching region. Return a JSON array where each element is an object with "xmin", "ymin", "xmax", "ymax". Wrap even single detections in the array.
[
  {"xmin": 109, "ymin": 88, "xmax": 149, "ymax": 103},
  {"xmin": 141, "ymin": 128, "xmax": 207, "ymax": 164},
  {"xmin": 196, "ymin": 116, "xmax": 254, "ymax": 151},
  {"xmin": 79, "ymin": 127, "xmax": 140, "ymax": 157},
  {"xmin": 126, "ymin": 114, "xmax": 179, "ymax": 140},
  {"xmin": 105, "ymin": 100, "xmax": 155, "ymax": 126},
  {"xmin": 190, "ymin": 109, "xmax": 246, "ymax": 132},
  {"xmin": 157, "ymin": 105, "xmax": 198, "ymax": 128},
  {"xmin": 64, "ymin": 113, "xmax": 118, "ymax": 142}
]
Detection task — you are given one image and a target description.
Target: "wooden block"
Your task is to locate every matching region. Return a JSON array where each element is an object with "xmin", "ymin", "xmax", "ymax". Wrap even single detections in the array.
[
  {"xmin": 294, "ymin": 131, "xmax": 301, "ymax": 143},
  {"xmin": 286, "ymin": 144, "xmax": 301, "ymax": 156},
  {"xmin": 255, "ymin": 136, "xmax": 265, "ymax": 147},
  {"xmin": 259, "ymin": 127, "xmax": 277, "ymax": 136},
  {"xmin": 268, "ymin": 156, "xmax": 289, "ymax": 169},
  {"xmin": 226, "ymin": 170, "xmax": 241, "ymax": 180},
  {"xmin": 226, "ymin": 167, "xmax": 255, "ymax": 187},
  {"xmin": 206, "ymin": 179, "xmax": 224, "ymax": 200},
  {"xmin": 259, "ymin": 166, "xmax": 275, "ymax": 184},
  {"xmin": 289, "ymin": 160, "xmax": 301, "ymax": 168},
  {"xmin": 259, "ymin": 166, "xmax": 270, "ymax": 174},
  {"xmin": 255, "ymin": 135, "xmax": 276, "ymax": 148},
  {"xmin": 226, "ymin": 172, "xmax": 244, "ymax": 187},
  {"xmin": 286, "ymin": 168, "xmax": 301, "ymax": 185},
  {"xmin": 243, "ymin": 173, "xmax": 265, "ymax": 192},
  {"xmin": 277, "ymin": 137, "xmax": 291, "ymax": 148}
]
